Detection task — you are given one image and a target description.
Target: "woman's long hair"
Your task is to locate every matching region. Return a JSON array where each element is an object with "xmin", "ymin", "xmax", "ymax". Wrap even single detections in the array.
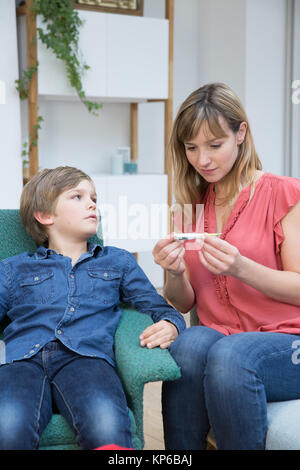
[{"xmin": 170, "ymin": 83, "xmax": 262, "ymax": 207}]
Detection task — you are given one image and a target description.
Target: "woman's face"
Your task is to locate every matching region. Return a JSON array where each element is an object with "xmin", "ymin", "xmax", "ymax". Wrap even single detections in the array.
[{"xmin": 183, "ymin": 115, "xmax": 247, "ymax": 184}]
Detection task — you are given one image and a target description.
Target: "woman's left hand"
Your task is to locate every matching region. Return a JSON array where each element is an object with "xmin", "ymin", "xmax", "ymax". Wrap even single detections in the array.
[{"xmin": 198, "ymin": 234, "xmax": 244, "ymax": 277}]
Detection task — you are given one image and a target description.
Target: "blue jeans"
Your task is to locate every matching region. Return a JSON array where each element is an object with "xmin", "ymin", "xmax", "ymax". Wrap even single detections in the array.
[
  {"xmin": 162, "ymin": 326, "xmax": 300, "ymax": 450},
  {"xmin": 0, "ymin": 340, "xmax": 133, "ymax": 450}
]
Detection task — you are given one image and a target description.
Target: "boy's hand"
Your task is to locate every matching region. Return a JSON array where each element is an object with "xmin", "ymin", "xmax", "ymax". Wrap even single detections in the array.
[{"xmin": 139, "ymin": 320, "xmax": 178, "ymax": 349}]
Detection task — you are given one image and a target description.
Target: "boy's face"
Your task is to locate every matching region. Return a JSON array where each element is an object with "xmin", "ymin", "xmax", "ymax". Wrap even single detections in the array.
[{"xmin": 48, "ymin": 179, "xmax": 99, "ymax": 242}]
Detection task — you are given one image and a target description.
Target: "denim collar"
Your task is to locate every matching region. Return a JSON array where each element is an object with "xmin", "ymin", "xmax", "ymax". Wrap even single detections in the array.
[{"xmin": 35, "ymin": 242, "xmax": 102, "ymax": 260}]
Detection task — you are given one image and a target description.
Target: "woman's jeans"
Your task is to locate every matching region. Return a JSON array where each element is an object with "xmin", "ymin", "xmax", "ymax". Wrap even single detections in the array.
[
  {"xmin": 0, "ymin": 340, "xmax": 133, "ymax": 450},
  {"xmin": 162, "ymin": 326, "xmax": 300, "ymax": 450}
]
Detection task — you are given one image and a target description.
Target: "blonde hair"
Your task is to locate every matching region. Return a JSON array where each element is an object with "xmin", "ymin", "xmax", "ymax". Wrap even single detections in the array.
[
  {"xmin": 20, "ymin": 166, "xmax": 93, "ymax": 247},
  {"xmin": 170, "ymin": 83, "xmax": 262, "ymax": 206}
]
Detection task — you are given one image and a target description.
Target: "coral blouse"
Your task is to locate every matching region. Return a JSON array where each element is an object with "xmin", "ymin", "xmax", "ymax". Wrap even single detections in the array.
[{"xmin": 184, "ymin": 173, "xmax": 300, "ymax": 335}]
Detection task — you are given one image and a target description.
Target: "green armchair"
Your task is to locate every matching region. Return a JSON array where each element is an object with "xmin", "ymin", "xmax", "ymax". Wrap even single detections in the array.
[{"xmin": 0, "ymin": 210, "xmax": 181, "ymax": 450}]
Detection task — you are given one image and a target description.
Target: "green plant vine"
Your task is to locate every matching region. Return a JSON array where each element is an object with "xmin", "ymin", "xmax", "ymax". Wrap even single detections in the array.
[
  {"xmin": 15, "ymin": 64, "xmax": 38, "ymax": 101},
  {"xmin": 16, "ymin": 0, "xmax": 102, "ymax": 165},
  {"xmin": 21, "ymin": 115, "xmax": 44, "ymax": 166}
]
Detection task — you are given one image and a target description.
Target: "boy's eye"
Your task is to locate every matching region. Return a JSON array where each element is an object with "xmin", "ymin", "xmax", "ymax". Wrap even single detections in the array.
[
  {"xmin": 73, "ymin": 194, "xmax": 80, "ymax": 200},
  {"xmin": 210, "ymin": 144, "xmax": 221, "ymax": 148}
]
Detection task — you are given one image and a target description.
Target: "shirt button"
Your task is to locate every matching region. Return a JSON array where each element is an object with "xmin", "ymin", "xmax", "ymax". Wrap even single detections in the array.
[
  {"xmin": 35, "ymin": 344, "xmax": 40, "ymax": 348},
  {"xmin": 70, "ymin": 274, "xmax": 74, "ymax": 279},
  {"xmin": 24, "ymin": 354, "xmax": 28, "ymax": 358},
  {"xmin": 29, "ymin": 350, "xmax": 35, "ymax": 354},
  {"xmin": 57, "ymin": 329, "xmax": 62, "ymax": 335},
  {"xmin": 34, "ymin": 276, "xmax": 39, "ymax": 281},
  {"xmin": 70, "ymin": 307, "xmax": 75, "ymax": 312}
]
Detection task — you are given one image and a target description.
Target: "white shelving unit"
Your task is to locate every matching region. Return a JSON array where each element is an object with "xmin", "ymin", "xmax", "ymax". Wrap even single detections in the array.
[
  {"xmin": 36, "ymin": 11, "xmax": 169, "ymax": 101},
  {"xmin": 17, "ymin": 2, "xmax": 174, "ymax": 263}
]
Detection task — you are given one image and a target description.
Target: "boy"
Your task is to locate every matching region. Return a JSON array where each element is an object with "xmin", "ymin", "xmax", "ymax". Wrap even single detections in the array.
[{"xmin": 0, "ymin": 166, "xmax": 186, "ymax": 450}]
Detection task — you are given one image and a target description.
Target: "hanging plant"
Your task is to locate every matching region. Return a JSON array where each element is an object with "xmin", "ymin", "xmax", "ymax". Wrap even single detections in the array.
[
  {"xmin": 16, "ymin": 0, "xmax": 102, "ymax": 115},
  {"xmin": 32, "ymin": 0, "xmax": 101, "ymax": 114}
]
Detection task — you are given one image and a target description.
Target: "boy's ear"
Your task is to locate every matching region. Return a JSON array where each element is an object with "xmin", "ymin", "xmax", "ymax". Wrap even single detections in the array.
[{"xmin": 33, "ymin": 211, "xmax": 54, "ymax": 227}]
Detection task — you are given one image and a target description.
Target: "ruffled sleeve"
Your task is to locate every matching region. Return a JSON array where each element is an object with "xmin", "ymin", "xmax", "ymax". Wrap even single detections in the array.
[{"xmin": 273, "ymin": 177, "xmax": 300, "ymax": 254}]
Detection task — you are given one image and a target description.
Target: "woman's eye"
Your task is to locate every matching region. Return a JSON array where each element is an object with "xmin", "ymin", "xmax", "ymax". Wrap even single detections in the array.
[{"xmin": 186, "ymin": 147, "xmax": 196, "ymax": 152}]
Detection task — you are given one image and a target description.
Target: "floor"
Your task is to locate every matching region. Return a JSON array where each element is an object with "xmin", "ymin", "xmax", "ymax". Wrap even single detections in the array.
[{"xmin": 143, "ymin": 380, "xmax": 165, "ymax": 450}]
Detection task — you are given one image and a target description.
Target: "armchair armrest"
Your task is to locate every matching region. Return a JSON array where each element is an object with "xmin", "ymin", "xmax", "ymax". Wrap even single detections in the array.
[{"xmin": 114, "ymin": 307, "xmax": 181, "ymax": 448}]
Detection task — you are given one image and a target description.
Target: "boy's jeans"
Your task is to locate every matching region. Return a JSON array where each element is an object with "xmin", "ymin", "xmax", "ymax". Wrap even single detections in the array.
[
  {"xmin": 162, "ymin": 326, "xmax": 300, "ymax": 450},
  {"xmin": 0, "ymin": 340, "xmax": 133, "ymax": 450}
]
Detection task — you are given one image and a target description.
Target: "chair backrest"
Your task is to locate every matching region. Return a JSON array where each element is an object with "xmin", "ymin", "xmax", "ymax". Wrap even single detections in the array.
[{"xmin": 0, "ymin": 209, "xmax": 103, "ymax": 262}]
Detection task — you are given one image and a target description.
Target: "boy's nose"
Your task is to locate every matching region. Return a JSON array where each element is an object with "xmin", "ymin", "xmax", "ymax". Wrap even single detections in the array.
[{"xmin": 88, "ymin": 199, "xmax": 96, "ymax": 209}]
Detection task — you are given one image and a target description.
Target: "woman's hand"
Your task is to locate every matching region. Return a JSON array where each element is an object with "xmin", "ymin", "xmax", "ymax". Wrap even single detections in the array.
[
  {"xmin": 199, "ymin": 234, "xmax": 244, "ymax": 277},
  {"xmin": 152, "ymin": 234, "xmax": 186, "ymax": 276},
  {"xmin": 139, "ymin": 320, "xmax": 178, "ymax": 349}
]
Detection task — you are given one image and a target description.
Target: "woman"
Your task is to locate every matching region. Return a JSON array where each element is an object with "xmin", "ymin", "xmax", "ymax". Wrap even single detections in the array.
[{"xmin": 152, "ymin": 83, "xmax": 300, "ymax": 450}]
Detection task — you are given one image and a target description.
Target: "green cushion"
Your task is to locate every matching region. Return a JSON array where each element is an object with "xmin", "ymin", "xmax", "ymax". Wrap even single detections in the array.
[
  {"xmin": 115, "ymin": 307, "xmax": 182, "ymax": 448},
  {"xmin": 39, "ymin": 414, "xmax": 79, "ymax": 450},
  {"xmin": 38, "ymin": 409, "xmax": 141, "ymax": 450}
]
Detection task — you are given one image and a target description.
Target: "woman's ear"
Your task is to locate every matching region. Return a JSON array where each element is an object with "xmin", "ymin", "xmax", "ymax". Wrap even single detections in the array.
[
  {"xmin": 34, "ymin": 211, "xmax": 54, "ymax": 227},
  {"xmin": 237, "ymin": 121, "xmax": 247, "ymax": 145}
]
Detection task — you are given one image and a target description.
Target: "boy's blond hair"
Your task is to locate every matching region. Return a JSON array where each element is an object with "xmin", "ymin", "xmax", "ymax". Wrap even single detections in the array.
[{"xmin": 20, "ymin": 166, "xmax": 93, "ymax": 247}]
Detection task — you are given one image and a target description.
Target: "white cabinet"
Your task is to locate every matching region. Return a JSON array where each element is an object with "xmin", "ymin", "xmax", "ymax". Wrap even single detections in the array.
[
  {"xmin": 106, "ymin": 14, "xmax": 169, "ymax": 99},
  {"xmin": 36, "ymin": 11, "xmax": 169, "ymax": 101},
  {"xmin": 91, "ymin": 174, "xmax": 168, "ymax": 253}
]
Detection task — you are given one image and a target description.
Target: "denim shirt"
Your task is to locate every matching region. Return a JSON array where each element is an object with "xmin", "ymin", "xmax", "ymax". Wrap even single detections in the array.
[{"xmin": 0, "ymin": 243, "xmax": 186, "ymax": 366}]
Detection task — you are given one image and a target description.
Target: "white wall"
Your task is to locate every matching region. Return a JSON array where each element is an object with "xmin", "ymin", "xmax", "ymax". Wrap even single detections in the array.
[
  {"xmin": 198, "ymin": 0, "xmax": 246, "ymax": 103},
  {"xmin": 291, "ymin": 0, "xmax": 300, "ymax": 178},
  {"xmin": 245, "ymin": 0, "xmax": 286, "ymax": 175},
  {"xmin": 197, "ymin": 0, "xmax": 287, "ymax": 176},
  {"xmin": 0, "ymin": 0, "xmax": 22, "ymax": 209}
]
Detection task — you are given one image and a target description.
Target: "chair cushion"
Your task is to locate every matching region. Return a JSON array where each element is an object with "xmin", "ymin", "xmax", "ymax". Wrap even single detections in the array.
[
  {"xmin": 266, "ymin": 400, "xmax": 300, "ymax": 450},
  {"xmin": 39, "ymin": 414, "xmax": 79, "ymax": 450},
  {"xmin": 0, "ymin": 210, "xmax": 103, "ymax": 262},
  {"xmin": 38, "ymin": 409, "xmax": 141, "ymax": 450}
]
